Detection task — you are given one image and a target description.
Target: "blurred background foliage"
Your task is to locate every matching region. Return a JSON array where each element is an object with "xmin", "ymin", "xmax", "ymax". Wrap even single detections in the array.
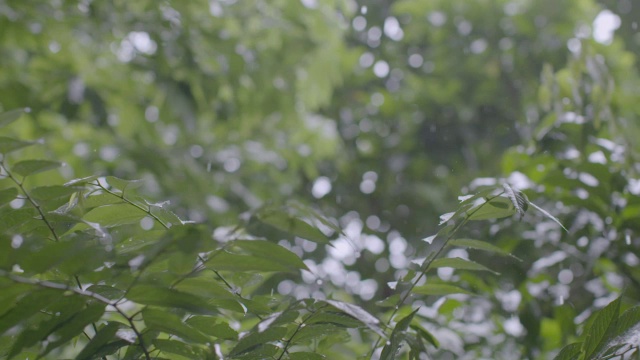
[{"xmin": 0, "ymin": 0, "xmax": 639, "ymax": 358}]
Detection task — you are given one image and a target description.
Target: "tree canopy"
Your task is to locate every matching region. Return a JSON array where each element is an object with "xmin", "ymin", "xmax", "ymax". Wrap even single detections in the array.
[{"xmin": 0, "ymin": 0, "xmax": 639, "ymax": 359}]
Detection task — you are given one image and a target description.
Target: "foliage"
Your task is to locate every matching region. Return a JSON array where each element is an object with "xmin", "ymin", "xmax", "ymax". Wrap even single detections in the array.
[{"xmin": 0, "ymin": 0, "xmax": 639, "ymax": 359}]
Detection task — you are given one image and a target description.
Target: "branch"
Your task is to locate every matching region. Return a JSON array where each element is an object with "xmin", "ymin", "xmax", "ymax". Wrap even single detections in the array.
[
  {"xmin": 369, "ymin": 191, "xmax": 505, "ymax": 356},
  {"xmin": 0, "ymin": 270, "xmax": 152, "ymax": 360}
]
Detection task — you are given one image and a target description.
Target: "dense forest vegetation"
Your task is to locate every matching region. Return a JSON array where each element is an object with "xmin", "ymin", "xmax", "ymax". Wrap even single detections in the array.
[{"xmin": 0, "ymin": 0, "xmax": 639, "ymax": 359}]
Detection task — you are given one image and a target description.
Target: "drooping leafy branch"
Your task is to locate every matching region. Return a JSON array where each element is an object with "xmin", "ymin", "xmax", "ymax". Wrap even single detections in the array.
[
  {"xmin": 0, "ymin": 109, "xmax": 384, "ymax": 359},
  {"xmin": 0, "ymin": 107, "xmax": 638, "ymax": 360}
]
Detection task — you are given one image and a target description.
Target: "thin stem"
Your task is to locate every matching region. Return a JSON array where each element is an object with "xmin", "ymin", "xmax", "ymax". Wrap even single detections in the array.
[
  {"xmin": 368, "ymin": 191, "xmax": 505, "ymax": 358},
  {"xmin": 1, "ymin": 164, "xmax": 59, "ymax": 242},
  {"xmin": 1, "ymin": 163, "xmax": 107, "ymax": 358},
  {"xmin": 1, "ymin": 270, "xmax": 152, "ymax": 360},
  {"xmin": 94, "ymin": 181, "xmax": 170, "ymax": 230},
  {"xmin": 277, "ymin": 303, "xmax": 328, "ymax": 360}
]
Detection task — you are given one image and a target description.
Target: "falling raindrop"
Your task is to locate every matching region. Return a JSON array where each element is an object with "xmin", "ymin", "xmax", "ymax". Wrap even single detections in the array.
[{"xmin": 626, "ymin": 232, "xmax": 631, "ymax": 245}]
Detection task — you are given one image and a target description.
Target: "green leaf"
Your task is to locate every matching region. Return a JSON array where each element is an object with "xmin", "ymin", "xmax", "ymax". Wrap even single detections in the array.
[
  {"xmin": 613, "ymin": 306, "xmax": 640, "ymax": 341},
  {"xmin": 229, "ymin": 326, "xmax": 288, "ymax": 357},
  {"xmin": 0, "ymin": 289, "xmax": 62, "ymax": 334},
  {"xmin": 185, "ymin": 316, "xmax": 238, "ymax": 340},
  {"xmin": 257, "ymin": 206, "xmax": 330, "ymax": 244},
  {"xmin": 502, "ymin": 183, "xmax": 529, "ymax": 219},
  {"xmin": 173, "ymin": 276, "xmax": 237, "ymax": 298},
  {"xmin": 529, "ymin": 202, "xmax": 569, "ymax": 232},
  {"xmin": 42, "ymin": 303, "xmax": 106, "ymax": 357},
  {"xmin": 0, "ymin": 208, "xmax": 37, "ymax": 233},
  {"xmin": 17, "ymin": 236, "xmax": 106, "ymax": 275},
  {"xmin": 430, "ymin": 257, "xmax": 499, "ymax": 274},
  {"xmin": 11, "ymin": 159, "xmax": 62, "ymax": 177},
  {"xmin": 153, "ymin": 339, "xmax": 205, "ymax": 358},
  {"xmin": 29, "ymin": 185, "xmax": 78, "ymax": 201},
  {"xmin": 149, "ymin": 205, "xmax": 183, "ymax": 227},
  {"xmin": 75, "ymin": 322, "xmax": 123, "ymax": 360},
  {"xmin": 0, "ymin": 108, "xmax": 28, "ymax": 127},
  {"xmin": 289, "ymin": 352, "xmax": 326, "ymax": 360},
  {"xmin": 440, "ymin": 187, "xmax": 501, "ymax": 225},
  {"xmin": 0, "ymin": 137, "xmax": 36, "ymax": 154},
  {"xmin": 466, "ymin": 196, "xmax": 517, "ymax": 221},
  {"xmin": 209, "ymin": 241, "xmax": 306, "ymax": 272},
  {"xmin": 0, "ymin": 283, "xmax": 32, "ymax": 316},
  {"xmin": 413, "ymin": 283, "xmax": 474, "ymax": 296},
  {"xmin": 376, "ymin": 294, "xmax": 402, "ymax": 308},
  {"xmin": 290, "ymin": 202, "xmax": 342, "ymax": 236},
  {"xmin": 208, "ymin": 253, "xmax": 292, "ymax": 272},
  {"xmin": 105, "ymin": 176, "xmax": 144, "ymax": 192},
  {"xmin": 449, "ymin": 238, "xmax": 522, "ymax": 261},
  {"xmin": 228, "ymin": 240, "xmax": 308, "ymax": 270},
  {"xmin": 64, "ymin": 174, "xmax": 101, "ymax": 186},
  {"xmin": 305, "ymin": 310, "xmax": 363, "ymax": 328},
  {"xmin": 594, "ymin": 308, "xmax": 640, "ymax": 357},
  {"xmin": 458, "ymin": 186, "xmax": 502, "ymax": 206},
  {"xmin": 0, "ymin": 187, "xmax": 17, "ymax": 206},
  {"xmin": 291, "ymin": 324, "xmax": 341, "ymax": 344},
  {"xmin": 410, "ymin": 323, "xmax": 439, "ymax": 348},
  {"xmin": 323, "ymin": 300, "xmax": 384, "ymax": 337},
  {"xmin": 381, "ymin": 308, "xmax": 418, "ymax": 360},
  {"xmin": 81, "ymin": 193, "xmax": 125, "ymax": 210},
  {"xmin": 582, "ymin": 296, "xmax": 621, "ymax": 359},
  {"xmin": 553, "ymin": 342, "xmax": 583, "ymax": 360},
  {"xmin": 127, "ymin": 285, "xmax": 216, "ymax": 315},
  {"xmin": 86, "ymin": 285, "xmax": 125, "ymax": 301},
  {"xmin": 76, "ymin": 203, "xmax": 147, "ymax": 229},
  {"xmin": 8, "ymin": 296, "xmax": 85, "ymax": 358},
  {"xmin": 142, "ymin": 308, "xmax": 211, "ymax": 343}
]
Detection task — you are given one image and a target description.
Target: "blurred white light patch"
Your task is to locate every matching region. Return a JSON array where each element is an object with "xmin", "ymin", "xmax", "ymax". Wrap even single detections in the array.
[
  {"xmin": 530, "ymin": 250, "xmax": 567, "ymax": 274},
  {"xmin": 470, "ymin": 38, "xmax": 488, "ymax": 54},
  {"xmin": 128, "ymin": 31, "xmax": 157, "ymax": 54},
  {"xmin": 128, "ymin": 255, "xmax": 145, "ymax": 271},
  {"xmin": 311, "ymin": 176, "xmax": 332, "ymax": 198},
  {"xmin": 10, "ymin": 198, "xmax": 25, "ymax": 209},
  {"xmin": 99, "ymin": 146, "xmax": 119, "ymax": 162},
  {"xmin": 558, "ymin": 269, "xmax": 574, "ymax": 284},
  {"xmin": 578, "ymin": 172, "xmax": 599, "ymax": 187},
  {"xmin": 588, "ymin": 150, "xmax": 607, "ymax": 164},
  {"xmin": 365, "ymin": 215, "xmax": 381, "ymax": 230},
  {"xmin": 359, "ymin": 52, "xmax": 374, "ymax": 68},
  {"xmin": 359, "ymin": 279, "xmax": 378, "ymax": 300},
  {"xmin": 328, "ymin": 237, "xmax": 357, "ymax": 263},
  {"xmin": 139, "ymin": 216, "xmax": 154, "ymax": 230},
  {"xmin": 373, "ymin": 60, "xmax": 389, "ymax": 78},
  {"xmin": 507, "ymin": 171, "xmax": 533, "ymax": 189},
  {"xmin": 11, "ymin": 235, "xmax": 23, "ymax": 249},
  {"xmin": 360, "ymin": 179, "xmax": 376, "ymax": 194},
  {"xmin": 352, "ymin": 16, "xmax": 367, "ymax": 32},
  {"xmin": 408, "ymin": 53, "xmax": 423, "ymax": 68},
  {"xmin": 428, "ymin": 11, "xmax": 447, "ymax": 27},
  {"xmin": 496, "ymin": 289, "xmax": 522, "ymax": 312},
  {"xmin": 209, "ymin": 1, "xmax": 223, "ymax": 17},
  {"xmin": 438, "ymin": 267, "xmax": 454, "ymax": 281},
  {"xmin": 363, "ymin": 234, "xmax": 384, "ymax": 254},
  {"xmin": 383, "ymin": 16, "xmax": 404, "ymax": 41},
  {"xmin": 503, "ymin": 316, "xmax": 525, "ymax": 337},
  {"xmin": 593, "ymin": 10, "xmax": 621, "ymax": 44},
  {"xmin": 388, "ymin": 236, "xmax": 407, "ymax": 254},
  {"xmin": 190, "ymin": 145, "xmax": 204, "ymax": 158}
]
